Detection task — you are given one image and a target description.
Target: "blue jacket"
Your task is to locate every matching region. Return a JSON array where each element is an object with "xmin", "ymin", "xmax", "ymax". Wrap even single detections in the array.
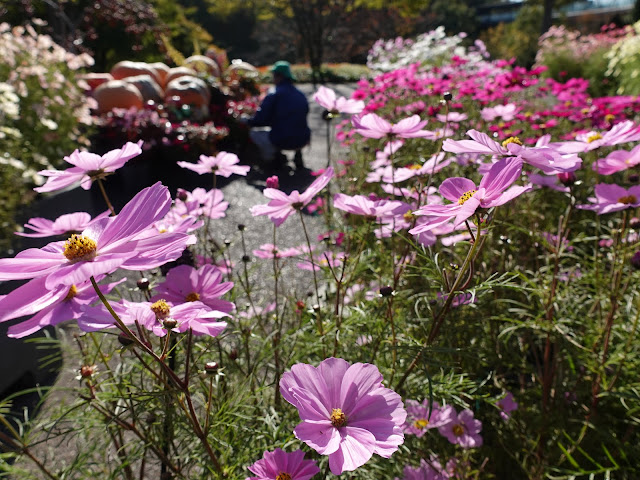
[{"xmin": 249, "ymin": 81, "xmax": 311, "ymax": 150}]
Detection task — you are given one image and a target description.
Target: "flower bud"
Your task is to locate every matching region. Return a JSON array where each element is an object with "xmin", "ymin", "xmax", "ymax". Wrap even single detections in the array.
[
  {"xmin": 204, "ymin": 361, "xmax": 219, "ymax": 374},
  {"xmin": 229, "ymin": 349, "xmax": 238, "ymax": 361},
  {"xmin": 237, "ymin": 224, "xmax": 246, "ymax": 231},
  {"xmin": 631, "ymin": 251, "xmax": 640, "ymax": 270},
  {"xmin": 163, "ymin": 318, "xmax": 178, "ymax": 329},
  {"xmin": 443, "ymin": 91, "xmax": 453, "ymax": 102},
  {"xmin": 379, "ymin": 286, "xmax": 394, "ymax": 297},
  {"xmin": 118, "ymin": 333, "xmax": 134, "ymax": 347},
  {"xmin": 242, "ymin": 255, "xmax": 251, "ymax": 263},
  {"xmin": 557, "ymin": 172, "xmax": 576, "ymax": 186},
  {"xmin": 137, "ymin": 277, "xmax": 150, "ymax": 290},
  {"xmin": 266, "ymin": 175, "xmax": 279, "ymax": 189}
]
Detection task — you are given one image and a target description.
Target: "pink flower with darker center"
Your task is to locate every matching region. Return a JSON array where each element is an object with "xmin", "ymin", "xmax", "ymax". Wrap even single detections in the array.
[
  {"xmin": 250, "ymin": 167, "xmax": 333, "ymax": 226},
  {"xmin": 0, "ymin": 275, "xmax": 123, "ymax": 338},
  {"xmin": 280, "ymin": 357, "xmax": 406, "ymax": 474},
  {"xmin": 353, "ymin": 113, "xmax": 435, "ymax": 139},
  {"xmin": 593, "ymin": 144, "xmax": 640, "ymax": 175},
  {"xmin": 409, "ymin": 158, "xmax": 529, "ymax": 236},
  {"xmin": 443, "ymin": 130, "xmax": 581, "ymax": 175},
  {"xmin": 403, "ymin": 399, "xmax": 453, "ymax": 438},
  {"xmin": 313, "ymin": 86, "xmax": 365, "ymax": 115},
  {"xmin": 35, "ymin": 141, "xmax": 143, "ymax": 192},
  {"xmin": 551, "ymin": 120, "xmax": 640, "ymax": 154},
  {"xmin": 576, "ymin": 184, "xmax": 640, "ymax": 214},
  {"xmin": 0, "ymin": 182, "xmax": 194, "ymax": 289},
  {"xmin": 177, "ymin": 151, "xmax": 250, "ymax": 177},
  {"xmin": 16, "ymin": 211, "xmax": 111, "ymax": 238},
  {"xmin": 247, "ymin": 448, "xmax": 320, "ymax": 480},
  {"xmin": 153, "ymin": 264, "xmax": 234, "ymax": 314},
  {"xmin": 438, "ymin": 408, "xmax": 483, "ymax": 449}
]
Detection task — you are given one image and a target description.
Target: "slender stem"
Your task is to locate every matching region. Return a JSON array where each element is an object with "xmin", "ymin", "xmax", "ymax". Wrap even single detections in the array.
[
  {"xmin": 0, "ymin": 426, "xmax": 60, "ymax": 480},
  {"xmin": 299, "ymin": 210, "xmax": 321, "ymax": 309},
  {"xmin": 97, "ymin": 178, "xmax": 116, "ymax": 215},
  {"xmin": 272, "ymin": 224, "xmax": 282, "ymax": 407}
]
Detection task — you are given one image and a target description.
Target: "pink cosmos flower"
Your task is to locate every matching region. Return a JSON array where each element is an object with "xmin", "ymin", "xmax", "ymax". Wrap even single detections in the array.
[
  {"xmin": 436, "ymin": 112, "xmax": 468, "ymax": 123},
  {"xmin": 593, "ymin": 144, "xmax": 640, "ymax": 175},
  {"xmin": 367, "ymin": 153, "xmax": 451, "ymax": 184},
  {"xmin": 481, "ymin": 103, "xmax": 517, "ymax": 122},
  {"xmin": 396, "ymin": 458, "xmax": 453, "ymax": 480},
  {"xmin": 247, "ymin": 449, "xmax": 320, "ymax": 480},
  {"xmin": 552, "ymin": 120, "xmax": 640, "ymax": 154},
  {"xmin": 353, "ymin": 113, "xmax": 435, "ymax": 139},
  {"xmin": 527, "ymin": 173, "xmax": 570, "ymax": 193},
  {"xmin": 250, "ymin": 167, "xmax": 334, "ymax": 226},
  {"xmin": 0, "ymin": 275, "xmax": 123, "ymax": 338},
  {"xmin": 403, "ymin": 400, "xmax": 454, "ymax": 438},
  {"xmin": 313, "ymin": 86, "xmax": 365, "ymax": 115},
  {"xmin": 153, "ymin": 264, "xmax": 234, "ymax": 314},
  {"xmin": 296, "ymin": 250, "xmax": 345, "ymax": 272},
  {"xmin": 372, "ymin": 140, "xmax": 404, "ymax": 169},
  {"xmin": 410, "ymin": 158, "xmax": 528, "ymax": 235},
  {"xmin": 333, "ymin": 194, "xmax": 405, "ymax": 219},
  {"xmin": 280, "ymin": 357, "xmax": 406, "ymax": 474},
  {"xmin": 576, "ymin": 184, "xmax": 640, "ymax": 214},
  {"xmin": 80, "ymin": 298, "xmax": 227, "ymax": 337},
  {"xmin": 252, "ymin": 244, "xmax": 301, "ymax": 259},
  {"xmin": 16, "ymin": 211, "xmax": 110, "ymax": 238},
  {"xmin": 0, "ymin": 182, "xmax": 193, "ymax": 289},
  {"xmin": 443, "ymin": 130, "xmax": 581, "ymax": 175},
  {"xmin": 177, "ymin": 152, "xmax": 250, "ymax": 177},
  {"xmin": 35, "ymin": 141, "xmax": 143, "ymax": 193},
  {"xmin": 497, "ymin": 392, "xmax": 518, "ymax": 421},
  {"xmin": 438, "ymin": 408, "xmax": 483, "ymax": 449}
]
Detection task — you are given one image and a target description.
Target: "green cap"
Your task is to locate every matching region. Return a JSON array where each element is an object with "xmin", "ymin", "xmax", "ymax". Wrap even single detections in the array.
[{"xmin": 270, "ymin": 60, "xmax": 295, "ymax": 81}]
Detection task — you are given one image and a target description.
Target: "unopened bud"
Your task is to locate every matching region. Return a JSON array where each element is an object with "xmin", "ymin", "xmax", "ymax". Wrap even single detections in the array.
[
  {"xmin": 631, "ymin": 251, "xmax": 640, "ymax": 270},
  {"xmin": 137, "ymin": 277, "xmax": 150, "ymax": 290},
  {"xmin": 163, "ymin": 318, "xmax": 178, "ymax": 329},
  {"xmin": 557, "ymin": 171, "xmax": 576, "ymax": 186},
  {"xmin": 242, "ymin": 255, "xmax": 251, "ymax": 263},
  {"xmin": 443, "ymin": 91, "xmax": 453, "ymax": 102},
  {"xmin": 379, "ymin": 286, "xmax": 394, "ymax": 297},
  {"xmin": 205, "ymin": 361, "xmax": 219, "ymax": 374},
  {"xmin": 118, "ymin": 333, "xmax": 134, "ymax": 347},
  {"xmin": 266, "ymin": 175, "xmax": 279, "ymax": 189},
  {"xmin": 237, "ymin": 224, "xmax": 246, "ymax": 231},
  {"xmin": 229, "ymin": 349, "xmax": 238, "ymax": 361}
]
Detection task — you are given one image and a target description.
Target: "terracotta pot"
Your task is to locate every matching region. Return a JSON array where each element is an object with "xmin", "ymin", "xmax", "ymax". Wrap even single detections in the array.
[{"xmin": 93, "ymin": 80, "xmax": 144, "ymax": 114}]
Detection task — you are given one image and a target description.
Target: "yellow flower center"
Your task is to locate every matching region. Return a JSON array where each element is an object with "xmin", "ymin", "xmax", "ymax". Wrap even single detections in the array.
[
  {"xmin": 618, "ymin": 195, "xmax": 637, "ymax": 205},
  {"xmin": 330, "ymin": 408, "xmax": 347, "ymax": 428},
  {"xmin": 605, "ymin": 114, "xmax": 615, "ymax": 123},
  {"xmin": 185, "ymin": 292, "xmax": 200, "ymax": 302},
  {"xmin": 587, "ymin": 133, "xmax": 603, "ymax": 143},
  {"xmin": 408, "ymin": 164, "xmax": 422, "ymax": 170},
  {"xmin": 458, "ymin": 190, "xmax": 477, "ymax": 205},
  {"xmin": 452, "ymin": 424, "xmax": 465, "ymax": 436},
  {"xmin": 501, "ymin": 136, "xmax": 523, "ymax": 148},
  {"xmin": 63, "ymin": 234, "xmax": 97, "ymax": 262},
  {"xmin": 276, "ymin": 473, "xmax": 291, "ymax": 480},
  {"xmin": 65, "ymin": 284, "xmax": 78, "ymax": 301},
  {"xmin": 413, "ymin": 418, "xmax": 429, "ymax": 429},
  {"xmin": 150, "ymin": 299, "xmax": 171, "ymax": 319},
  {"xmin": 403, "ymin": 211, "xmax": 415, "ymax": 222}
]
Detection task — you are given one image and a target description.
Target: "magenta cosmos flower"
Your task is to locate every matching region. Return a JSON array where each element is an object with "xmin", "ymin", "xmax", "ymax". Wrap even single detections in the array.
[
  {"xmin": 35, "ymin": 141, "xmax": 143, "ymax": 193},
  {"xmin": 280, "ymin": 357, "xmax": 406, "ymax": 475},
  {"xmin": 16, "ymin": 211, "xmax": 110, "ymax": 238},
  {"xmin": 313, "ymin": 86, "xmax": 365, "ymax": 115},
  {"xmin": 247, "ymin": 449, "xmax": 320, "ymax": 480},
  {"xmin": 79, "ymin": 298, "xmax": 227, "ymax": 337},
  {"xmin": 177, "ymin": 152, "xmax": 250, "ymax": 178},
  {"xmin": 153, "ymin": 264, "xmax": 234, "ymax": 314},
  {"xmin": 497, "ymin": 392, "xmax": 518, "ymax": 421},
  {"xmin": 403, "ymin": 400, "xmax": 454, "ymax": 438},
  {"xmin": 438, "ymin": 408, "xmax": 483, "ymax": 449},
  {"xmin": 410, "ymin": 158, "xmax": 529, "ymax": 236},
  {"xmin": 443, "ymin": 130, "xmax": 581, "ymax": 175},
  {"xmin": 0, "ymin": 182, "xmax": 193, "ymax": 289},
  {"xmin": 593, "ymin": 144, "xmax": 640, "ymax": 175},
  {"xmin": 552, "ymin": 120, "xmax": 640, "ymax": 154},
  {"xmin": 0, "ymin": 275, "xmax": 122, "ymax": 338},
  {"xmin": 250, "ymin": 167, "xmax": 333, "ymax": 226},
  {"xmin": 576, "ymin": 184, "xmax": 640, "ymax": 214},
  {"xmin": 353, "ymin": 113, "xmax": 435, "ymax": 139}
]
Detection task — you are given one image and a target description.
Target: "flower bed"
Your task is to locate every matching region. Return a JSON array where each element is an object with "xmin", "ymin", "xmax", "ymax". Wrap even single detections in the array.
[{"xmin": 2, "ymin": 27, "xmax": 640, "ymax": 479}]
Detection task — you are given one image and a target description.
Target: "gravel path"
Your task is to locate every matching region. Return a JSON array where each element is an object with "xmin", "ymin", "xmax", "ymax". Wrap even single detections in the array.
[{"xmin": 3, "ymin": 83, "xmax": 356, "ymax": 476}]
